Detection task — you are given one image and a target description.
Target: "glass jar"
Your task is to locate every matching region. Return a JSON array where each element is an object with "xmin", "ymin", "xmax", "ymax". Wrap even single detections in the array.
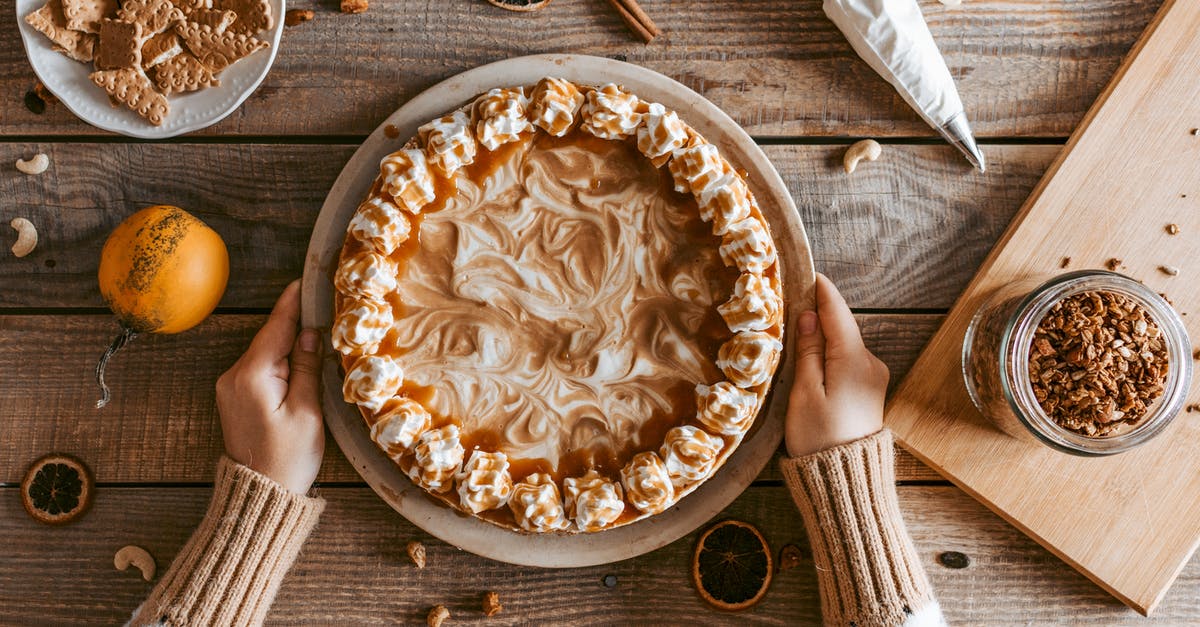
[{"xmin": 962, "ymin": 270, "xmax": 1192, "ymax": 456}]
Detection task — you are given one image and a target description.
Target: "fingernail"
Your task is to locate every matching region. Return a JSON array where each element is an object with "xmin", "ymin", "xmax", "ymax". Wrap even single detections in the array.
[
  {"xmin": 299, "ymin": 328, "xmax": 319, "ymax": 353},
  {"xmin": 799, "ymin": 311, "xmax": 818, "ymax": 335}
]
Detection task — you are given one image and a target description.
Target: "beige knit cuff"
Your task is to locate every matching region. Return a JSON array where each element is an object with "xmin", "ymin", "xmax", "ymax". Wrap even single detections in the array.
[
  {"xmin": 130, "ymin": 456, "xmax": 325, "ymax": 627},
  {"xmin": 781, "ymin": 429, "xmax": 937, "ymax": 627}
]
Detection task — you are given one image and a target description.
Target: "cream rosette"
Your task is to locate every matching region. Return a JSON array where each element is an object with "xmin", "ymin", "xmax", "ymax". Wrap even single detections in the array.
[
  {"xmin": 370, "ymin": 397, "xmax": 431, "ymax": 457},
  {"xmin": 379, "ymin": 148, "xmax": 436, "ymax": 213},
  {"xmin": 717, "ymin": 331, "xmax": 783, "ymax": 388},
  {"xmin": 419, "ymin": 109, "xmax": 477, "ymax": 176},
  {"xmin": 331, "ymin": 297, "xmax": 393, "ymax": 356},
  {"xmin": 668, "ymin": 143, "xmax": 725, "ymax": 195},
  {"xmin": 334, "ymin": 250, "xmax": 398, "ymax": 300},
  {"xmin": 718, "ymin": 273, "xmax": 783, "ymax": 333},
  {"xmin": 475, "ymin": 87, "xmax": 532, "ymax": 150},
  {"xmin": 348, "ymin": 196, "xmax": 411, "ymax": 256},
  {"xmin": 508, "ymin": 473, "xmax": 571, "ymax": 532},
  {"xmin": 563, "ymin": 470, "xmax": 625, "ymax": 532},
  {"xmin": 660, "ymin": 425, "xmax": 723, "ymax": 485},
  {"xmin": 456, "ymin": 450, "xmax": 515, "ymax": 513},
  {"xmin": 408, "ymin": 424, "xmax": 465, "ymax": 493},
  {"xmin": 528, "ymin": 77, "xmax": 585, "ymax": 137},
  {"xmin": 580, "ymin": 83, "xmax": 643, "ymax": 140},
  {"xmin": 636, "ymin": 102, "xmax": 687, "ymax": 166},
  {"xmin": 342, "ymin": 354, "xmax": 404, "ymax": 412},
  {"xmin": 720, "ymin": 216, "xmax": 778, "ymax": 274},
  {"xmin": 620, "ymin": 451, "xmax": 675, "ymax": 515},
  {"xmin": 697, "ymin": 167, "xmax": 753, "ymax": 236},
  {"xmin": 696, "ymin": 381, "xmax": 759, "ymax": 436}
]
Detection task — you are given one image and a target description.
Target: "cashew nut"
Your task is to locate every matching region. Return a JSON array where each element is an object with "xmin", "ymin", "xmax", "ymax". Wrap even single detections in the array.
[
  {"xmin": 10, "ymin": 218, "xmax": 37, "ymax": 258},
  {"xmin": 114, "ymin": 545, "xmax": 156, "ymax": 581},
  {"xmin": 16, "ymin": 153, "xmax": 49, "ymax": 175},
  {"xmin": 427, "ymin": 605, "xmax": 450, "ymax": 627},
  {"xmin": 843, "ymin": 139, "xmax": 882, "ymax": 174},
  {"xmin": 939, "ymin": 0, "xmax": 962, "ymax": 5}
]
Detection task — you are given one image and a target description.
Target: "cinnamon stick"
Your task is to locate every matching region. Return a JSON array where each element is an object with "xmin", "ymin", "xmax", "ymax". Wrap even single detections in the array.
[{"xmin": 604, "ymin": 0, "xmax": 661, "ymax": 44}]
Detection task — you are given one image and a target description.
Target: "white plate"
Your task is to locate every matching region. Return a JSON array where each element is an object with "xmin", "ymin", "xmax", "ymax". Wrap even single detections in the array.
[
  {"xmin": 302, "ymin": 54, "xmax": 816, "ymax": 567},
  {"xmin": 15, "ymin": 0, "xmax": 284, "ymax": 138}
]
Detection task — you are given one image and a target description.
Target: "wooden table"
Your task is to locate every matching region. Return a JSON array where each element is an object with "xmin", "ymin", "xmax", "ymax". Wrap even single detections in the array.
[{"xmin": 2, "ymin": 0, "xmax": 1195, "ymax": 623}]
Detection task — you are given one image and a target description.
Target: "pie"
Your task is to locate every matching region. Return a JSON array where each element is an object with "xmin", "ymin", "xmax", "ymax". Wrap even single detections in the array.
[{"xmin": 332, "ymin": 77, "xmax": 785, "ymax": 533}]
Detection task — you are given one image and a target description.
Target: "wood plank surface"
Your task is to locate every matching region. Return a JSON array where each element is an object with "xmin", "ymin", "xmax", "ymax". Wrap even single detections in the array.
[
  {"xmin": 0, "ymin": 143, "xmax": 1058, "ymax": 310},
  {"xmin": 1, "ymin": 0, "xmax": 1159, "ymax": 137},
  {"xmin": 0, "ymin": 313, "xmax": 945, "ymax": 485},
  {"xmin": 888, "ymin": 0, "xmax": 1200, "ymax": 615},
  {"xmin": 2, "ymin": 484, "xmax": 1196, "ymax": 624}
]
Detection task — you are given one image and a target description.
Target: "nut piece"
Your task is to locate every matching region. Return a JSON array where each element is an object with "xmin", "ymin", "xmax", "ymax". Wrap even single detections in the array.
[
  {"xmin": 340, "ymin": 0, "xmax": 367, "ymax": 13},
  {"xmin": 10, "ymin": 218, "xmax": 37, "ymax": 258},
  {"xmin": 1105, "ymin": 258, "xmax": 1122, "ymax": 271},
  {"xmin": 1160, "ymin": 265, "xmax": 1180, "ymax": 276},
  {"xmin": 406, "ymin": 540, "xmax": 426, "ymax": 568},
  {"xmin": 16, "ymin": 153, "xmax": 49, "ymax": 175},
  {"xmin": 843, "ymin": 139, "xmax": 881, "ymax": 174},
  {"xmin": 285, "ymin": 8, "xmax": 314, "ymax": 25},
  {"xmin": 114, "ymin": 545, "xmax": 156, "ymax": 581},
  {"xmin": 427, "ymin": 604, "xmax": 450, "ymax": 627},
  {"xmin": 1166, "ymin": 223, "xmax": 1180, "ymax": 235},
  {"xmin": 482, "ymin": 591, "xmax": 502, "ymax": 617}
]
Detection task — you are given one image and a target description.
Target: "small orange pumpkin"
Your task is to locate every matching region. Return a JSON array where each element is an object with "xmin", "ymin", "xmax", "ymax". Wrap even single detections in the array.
[{"xmin": 95, "ymin": 205, "xmax": 229, "ymax": 408}]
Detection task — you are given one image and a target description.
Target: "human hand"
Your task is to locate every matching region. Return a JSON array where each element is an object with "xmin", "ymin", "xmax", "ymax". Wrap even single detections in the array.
[
  {"xmin": 216, "ymin": 280, "xmax": 325, "ymax": 494},
  {"xmin": 785, "ymin": 273, "xmax": 889, "ymax": 458}
]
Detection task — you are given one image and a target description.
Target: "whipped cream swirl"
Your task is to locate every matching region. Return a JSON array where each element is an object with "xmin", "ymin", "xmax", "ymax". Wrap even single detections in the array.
[
  {"xmin": 343, "ymin": 354, "xmax": 404, "ymax": 412},
  {"xmin": 419, "ymin": 109, "xmax": 477, "ymax": 176},
  {"xmin": 695, "ymin": 381, "xmax": 758, "ymax": 435},
  {"xmin": 620, "ymin": 451, "xmax": 675, "ymax": 514},
  {"xmin": 637, "ymin": 102, "xmax": 688, "ymax": 165},
  {"xmin": 720, "ymin": 216, "xmax": 778, "ymax": 274},
  {"xmin": 718, "ymin": 273, "xmax": 783, "ymax": 333},
  {"xmin": 334, "ymin": 250, "xmax": 398, "ymax": 300},
  {"xmin": 475, "ymin": 87, "xmax": 532, "ymax": 150},
  {"xmin": 349, "ymin": 196, "xmax": 411, "ymax": 256},
  {"xmin": 660, "ymin": 425, "xmax": 723, "ymax": 484},
  {"xmin": 380, "ymin": 148, "xmax": 436, "ymax": 213},
  {"xmin": 456, "ymin": 450, "xmax": 514, "ymax": 513},
  {"xmin": 529, "ymin": 77, "xmax": 585, "ymax": 137},
  {"xmin": 332, "ymin": 297, "xmax": 393, "ymax": 356},
  {"xmin": 697, "ymin": 167, "xmax": 752, "ymax": 235},
  {"xmin": 508, "ymin": 472, "xmax": 571, "ymax": 532},
  {"xmin": 669, "ymin": 143, "xmax": 725, "ymax": 195},
  {"xmin": 563, "ymin": 469, "xmax": 625, "ymax": 531},
  {"xmin": 580, "ymin": 83, "xmax": 642, "ymax": 140},
  {"xmin": 370, "ymin": 397, "xmax": 431, "ymax": 457},
  {"xmin": 408, "ymin": 424, "xmax": 465, "ymax": 493},
  {"xmin": 718, "ymin": 331, "xmax": 783, "ymax": 388}
]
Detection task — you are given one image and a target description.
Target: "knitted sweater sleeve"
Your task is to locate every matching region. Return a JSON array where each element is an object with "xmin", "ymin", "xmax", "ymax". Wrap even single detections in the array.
[
  {"xmin": 780, "ymin": 429, "xmax": 945, "ymax": 627},
  {"xmin": 128, "ymin": 456, "xmax": 326, "ymax": 627}
]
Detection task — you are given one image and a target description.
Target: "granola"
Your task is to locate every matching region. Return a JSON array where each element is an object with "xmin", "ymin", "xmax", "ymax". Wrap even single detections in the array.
[{"xmin": 1028, "ymin": 291, "xmax": 1169, "ymax": 436}]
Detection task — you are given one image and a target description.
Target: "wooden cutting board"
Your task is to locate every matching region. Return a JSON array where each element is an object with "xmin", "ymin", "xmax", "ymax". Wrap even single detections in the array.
[{"xmin": 884, "ymin": 0, "xmax": 1200, "ymax": 615}]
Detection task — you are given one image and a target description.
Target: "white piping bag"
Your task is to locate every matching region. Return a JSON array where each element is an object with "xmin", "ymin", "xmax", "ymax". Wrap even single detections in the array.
[{"xmin": 825, "ymin": 0, "xmax": 985, "ymax": 171}]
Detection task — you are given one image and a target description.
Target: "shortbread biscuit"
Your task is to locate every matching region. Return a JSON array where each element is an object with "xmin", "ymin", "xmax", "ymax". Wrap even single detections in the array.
[
  {"xmin": 62, "ymin": 0, "xmax": 118, "ymax": 33},
  {"xmin": 151, "ymin": 52, "xmax": 220, "ymax": 94},
  {"xmin": 189, "ymin": 7, "xmax": 237, "ymax": 32},
  {"xmin": 94, "ymin": 18, "xmax": 143, "ymax": 70},
  {"xmin": 25, "ymin": 0, "xmax": 97, "ymax": 62},
  {"xmin": 118, "ymin": 0, "xmax": 186, "ymax": 35},
  {"xmin": 214, "ymin": 0, "xmax": 272, "ymax": 34},
  {"xmin": 90, "ymin": 67, "xmax": 169, "ymax": 125},
  {"xmin": 175, "ymin": 20, "xmax": 267, "ymax": 71},
  {"xmin": 141, "ymin": 29, "xmax": 182, "ymax": 68}
]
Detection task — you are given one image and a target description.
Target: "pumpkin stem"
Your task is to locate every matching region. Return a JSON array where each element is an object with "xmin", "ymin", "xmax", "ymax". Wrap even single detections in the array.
[{"xmin": 95, "ymin": 326, "xmax": 138, "ymax": 409}]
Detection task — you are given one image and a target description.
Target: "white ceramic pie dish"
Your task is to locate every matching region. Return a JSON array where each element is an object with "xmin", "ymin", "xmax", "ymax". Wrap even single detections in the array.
[
  {"xmin": 302, "ymin": 54, "xmax": 816, "ymax": 567},
  {"xmin": 15, "ymin": 0, "xmax": 284, "ymax": 138}
]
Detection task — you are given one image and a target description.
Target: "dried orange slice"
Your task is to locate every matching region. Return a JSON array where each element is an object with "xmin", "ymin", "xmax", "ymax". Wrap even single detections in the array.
[
  {"xmin": 692, "ymin": 519, "xmax": 773, "ymax": 611},
  {"xmin": 21, "ymin": 453, "xmax": 94, "ymax": 525}
]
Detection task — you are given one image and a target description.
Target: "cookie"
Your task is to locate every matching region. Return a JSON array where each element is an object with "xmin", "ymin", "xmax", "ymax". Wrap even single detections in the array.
[
  {"xmin": 62, "ymin": 0, "xmax": 118, "ymax": 33},
  {"xmin": 90, "ymin": 67, "xmax": 169, "ymax": 125},
  {"xmin": 25, "ymin": 0, "xmax": 97, "ymax": 62},
  {"xmin": 175, "ymin": 20, "xmax": 267, "ymax": 71},
  {"xmin": 118, "ymin": 0, "xmax": 186, "ymax": 35},
  {"xmin": 169, "ymin": 0, "xmax": 211, "ymax": 12},
  {"xmin": 151, "ymin": 51, "xmax": 220, "ymax": 94},
  {"xmin": 141, "ymin": 29, "xmax": 182, "ymax": 68},
  {"xmin": 212, "ymin": 0, "xmax": 272, "ymax": 35},
  {"xmin": 189, "ymin": 7, "xmax": 237, "ymax": 32},
  {"xmin": 94, "ymin": 18, "xmax": 143, "ymax": 70}
]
